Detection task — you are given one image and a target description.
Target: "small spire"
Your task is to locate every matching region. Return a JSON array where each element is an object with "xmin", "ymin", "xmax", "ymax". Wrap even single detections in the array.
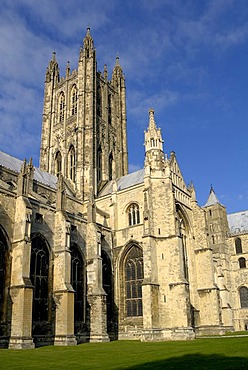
[
  {"xmin": 204, "ymin": 186, "xmax": 221, "ymax": 207},
  {"xmin": 52, "ymin": 51, "xmax": 56, "ymax": 62},
  {"xmin": 116, "ymin": 54, "xmax": 119, "ymax": 66},
  {"xmin": 148, "ymin": 108, "xmax": 156, "ymax": 131},
  {"xmin": 87, "ymin": 26, "xmax": 90, "ymax": 35}
]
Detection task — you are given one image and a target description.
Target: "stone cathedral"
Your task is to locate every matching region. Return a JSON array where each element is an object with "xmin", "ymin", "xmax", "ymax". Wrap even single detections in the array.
[{"xmin": 0, "ymin": 29, "xmax": 248, "ymax": 349}]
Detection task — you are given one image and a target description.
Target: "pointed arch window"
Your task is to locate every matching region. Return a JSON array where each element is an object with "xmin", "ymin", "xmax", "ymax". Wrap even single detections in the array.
[
  {"xmin": 240, "ymin": 286, "xmax": 248, "ymax": 308},
  {"xmin": 235, "ymin": 238, "xmax": 242, "ymax": 254},
  {"xmin": 109, "ymin": 153, "xmax": 113, "ymax": 180},
  {"xmin": 97, "ymin": 147, "xmax": 102, "ymax": 184},
  {"xmin": 55, "ymin": 151, "xmax": 62, "ymax": 177},
  {"xmin": 71, "ymin": 85, "xmax": 77, "ymax": 116},
  {"xmin": 68, "ymin": 145, "xmax": 76, "ymax": 182},
  {"xmin": 239, "ymin": 257, "xmax": 246, "ymax": 269},
  {"xmin": 125, "ymin": 246, "xmax": 143, "ymax": 317},
  {"xmin": 0, "ymin": 229, "xmax": 7, "ymax": 319},
  {"xmin": 102, "ymin": 250, "xmax": 113, "ymax": 331},
  {"xmin": 70, "ymin": 244, "xmax": 84, "ymax": 325},
  {"xmin": 59, "ymin": 92, "xmax": 65, "ymax": 122},
  {"xmin": 30, "ymin": 236, "xmax": 49, "ymax": 322},
  {"xmin": 128, "ymin": 203, "xmax": 140, "ymax": 226}
]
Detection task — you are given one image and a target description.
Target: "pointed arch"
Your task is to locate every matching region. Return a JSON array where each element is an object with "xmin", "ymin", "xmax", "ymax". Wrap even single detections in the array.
[
  {"xmin": 109, "ymin": 152, "xmax": 113, "ymax": 180},
  {"xmin": 97, "ymin": 146, "xmax": 102, "ymax": 184},
  {"xmin": 239, "ymin": 286, "xmax": 248, "ymax": 308},
  {"xmin": 68, "ymin": 145, "xmax": 76, "ymax": 182},
  {"xmin": 102, "ymin": 249, "xmax": 114, "ymax": 333},
  {"xmin": 122, "ymin": 244, "xmax": 143, "ymax": 317},
  {"xmin": 71, "ymin": 85, "xmax": 77, "ymax": 116},
  {"xmin": 58, "ymin": 92, "xmax": 65, "ymax": 122},
  {"xmin": 176, "ymin": 204, "xmax": 190, "ymax": 281},
  {"xmin": 55, "ymin": 151, "xmax": 62, "ymax": 177},
  {"xmin": 70, "ymin": 243, "xmax": 85, "ymax": 333},
  {"xmin": 0, "ymin": 226, "xmax": 9, "ymax": 321},
  {"xmin": 30, "ymin": 235, "xmax": 50, "ymax": 324},
  {"xmin": 235, "ymin": 237, "xmax": 242, "ymax": 254}
]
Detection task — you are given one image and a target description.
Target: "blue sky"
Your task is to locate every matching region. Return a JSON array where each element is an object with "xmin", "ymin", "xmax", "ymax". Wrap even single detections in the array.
[{"xmin": 0, "ymin": 0, "xmax": 248, "ymax": 213}]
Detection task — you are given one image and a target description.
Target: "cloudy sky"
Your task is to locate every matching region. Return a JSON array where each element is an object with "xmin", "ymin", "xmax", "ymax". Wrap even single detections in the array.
[{"xmin": 0, "ymin": 0, "xmax": 248, "ymax": 213}]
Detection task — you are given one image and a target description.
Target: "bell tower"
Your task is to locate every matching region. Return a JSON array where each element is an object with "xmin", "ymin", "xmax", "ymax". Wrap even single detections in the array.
[{"xmin": 39, "ymin": 28, "xmax": 128, "ymax": 200}]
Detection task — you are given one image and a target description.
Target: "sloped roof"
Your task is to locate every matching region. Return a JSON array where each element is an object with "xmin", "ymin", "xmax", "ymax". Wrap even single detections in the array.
[
  {"xmin": 0, "ymin": 150, "xmax": 57, "ymax": 189},
  {"xmin": 204, "ymin": 186, "xmax": 222, "ymax": 207},
  {"xmin": 227, "ymin": 210, "xmax": 248, "ymax": 234},
  {"xmin": 99, "ymin": 168, "xmax": 145, "ymax": 196}
]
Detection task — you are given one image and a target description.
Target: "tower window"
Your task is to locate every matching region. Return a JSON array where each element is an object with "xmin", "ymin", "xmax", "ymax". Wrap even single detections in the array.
[
  {"xmin": 55, "ymin": 151, "xmax": 62, "ymax": 177},
  {"xmin": 128, "ymin": 204, "xmax": 140, "ymax": 226},
  {"xmin": 125, "ymin": 246, "xmax": 143, "ymax": 317},
  {"xmin": 59, "ymin": 92, "xmax": 65, "ymax": 122},
  {"xmin": 235, "ymin": 238, "xmax": 242, "ymax": 254},
  {"xmin": 71, "ymin": 85, "xmax": 77, "ymax": 116},
  {"xmin": 68, "ymin": 145, "xmax": 76, "ymax": 182},
  {"xmin": 239, "ymin": 257, "xmax": 246, "ymax": 269}
]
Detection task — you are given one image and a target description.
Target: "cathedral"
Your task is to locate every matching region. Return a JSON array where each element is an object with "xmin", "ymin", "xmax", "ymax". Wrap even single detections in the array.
[{"xmin": 0, "ymin": 28, "xmax": 248, "ymax": 349}]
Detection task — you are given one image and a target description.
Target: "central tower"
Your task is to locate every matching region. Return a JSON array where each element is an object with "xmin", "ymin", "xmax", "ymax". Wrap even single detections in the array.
[{"xmin": 40, "ymin": 28, "xmax": 128, "ymax": 200}]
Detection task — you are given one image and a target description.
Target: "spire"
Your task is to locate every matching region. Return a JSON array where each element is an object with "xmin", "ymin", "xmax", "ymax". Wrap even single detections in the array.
[
  {"xmin": 83, "ymin": 27, "xmax": 94, "ymax": 51},
  {"xmin": 204, "ymin": 186, "xmax": 221, "ymax": 207},
  {"xmin": 144, "ymin": 109, "xmax": 164, "ymax": 152}
]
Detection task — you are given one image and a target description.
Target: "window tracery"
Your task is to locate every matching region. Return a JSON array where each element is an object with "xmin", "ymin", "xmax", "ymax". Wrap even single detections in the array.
[
  {"xmin": 59, "ymin": 92, "xmax": 65, "ymax": 122},
  {"xmin": 128, "ymin": 204, "xmax": 140, "ymax": 226}
]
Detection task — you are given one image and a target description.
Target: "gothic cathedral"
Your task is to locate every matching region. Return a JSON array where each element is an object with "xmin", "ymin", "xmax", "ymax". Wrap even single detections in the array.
[{"xmin": 0, "ymin": 29, "xmax": 248, "ymax": 349}]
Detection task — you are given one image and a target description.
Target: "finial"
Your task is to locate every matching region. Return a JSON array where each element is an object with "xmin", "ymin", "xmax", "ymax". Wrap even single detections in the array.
[
  {"xmin": 87, "ymin": 26, "xmax": 90, "ymax": 35},
  {"xmin": 116, "ymin": 53, "xmax": 119, "ymax": 65},
  {"xmin": 52, "ymin": 51, "xmax": 56, "ymax": 62},
  {"xmin": 148, "ymin": 108, "xmax": 156, "ymax": 130}
]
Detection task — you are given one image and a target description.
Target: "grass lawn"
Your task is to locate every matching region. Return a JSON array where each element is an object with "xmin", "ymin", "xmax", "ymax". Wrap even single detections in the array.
[{"xmin": 1, "ymin": 337, "xmax": 248, "ymax": 369}]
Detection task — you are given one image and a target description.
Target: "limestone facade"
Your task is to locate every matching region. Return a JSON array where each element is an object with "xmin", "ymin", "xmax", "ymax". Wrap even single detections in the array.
[{"xmin": 0, "ymin": 29, "xmax": 247, "ymax": 348}]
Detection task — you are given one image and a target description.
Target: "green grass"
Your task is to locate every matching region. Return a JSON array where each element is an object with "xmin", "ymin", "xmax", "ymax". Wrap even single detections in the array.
[{"xmin": 1, "ymin": 337, "xmax": 248, "ymax": 369}]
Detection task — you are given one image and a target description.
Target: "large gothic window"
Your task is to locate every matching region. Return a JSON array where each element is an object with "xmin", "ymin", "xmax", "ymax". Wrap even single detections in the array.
[
  {"xmin": 235, "ymin": 238, "xmax": 242, "ymax": 254},
  {"xmin": 128, "ymin": 204, "xmax": 140, "ymax": 226},
  {"xmin": 240, "ymin": 286, "xmax": 248, "ymax": 308},
  {"xmin": 0, "ymin": 229, "xmax": 7, "ymax": 319},
  {"xmin": 102, "ymin": 250, "xmax": 113, "ymax": 331},
  {"xmin": 59, "ymin": 92, "xmax": 65, "ymax": 122},
  {"xmin": 55, "ymin": 151, "xmax": 62, "ymax": 177},
  {"xmin": 71, "ymin": 85, "xmax": 77, "ymax": 116},
  {"xmin": 125, "ymin": 246, "xmax": 143, "ymax": 317},
  {"xmin": 71, "ymin": 244, "xmax": 84, "ymax": 325},
  {"xmin": 30, "ymin": 236, "xmax": 49, "ymax": 322},
  {"xmin": 68, "ymin": 145, "xmax": 76, "ymax": 182}
]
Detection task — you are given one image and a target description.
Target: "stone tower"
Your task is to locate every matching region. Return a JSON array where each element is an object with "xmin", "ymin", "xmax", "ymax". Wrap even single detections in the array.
[{"xmin": 40, "ymin": 28, "xmax": 128, "ymax": 200}]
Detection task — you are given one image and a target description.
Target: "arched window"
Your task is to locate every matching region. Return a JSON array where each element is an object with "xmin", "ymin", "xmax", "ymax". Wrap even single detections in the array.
[
  {"xmin": 71, "ymin": 244, "xmax": 84, "ymax": 326},
  {"xmin": 125, "ymin": 246, "xmax": 143, "ymax": 317},
  {"xmin": 97, "ymin": 146, "xmax": 102, "ymax": 184},
  {"xmin": 0, "ymin": 229, "xmax": 7, "ymax": 319},
  {"xmin": 55, "ymin": 151, "xmax": 62, "ymax": 177},
  {"xmin": 128, "ymin": 204, "xmax": 140, "ymax": 226},
  {"xmin": 59, "ymin": 92, "xmax": 65, "ymax": 122},
  {"xmin": 235, "ymin": 238, "xmax": 242, "ymax": 254},
  {"xmin": 239, "ymin": 257, "xmax": 246, "ymax": 269},
  {"xmin": 71, "ymin": 85, "xmax": 77, "ymax": 116},
  {"xmin": 240, "ymin": 286, "xmax": 248, "ymax": 308},
  {"xmin": 102, "ymin": 250, "xmax": 113, "ymax": 332},
  {"xmin": 68, "ymin": 145, "xmax": 76, "ymax": 182},
  {"xmin": 109, "ymin": 153, "xmax": 113, "ymax": 180},
  {"xmin": 30, "ymin": 236, "xmax": 49, "ymax": 322}
]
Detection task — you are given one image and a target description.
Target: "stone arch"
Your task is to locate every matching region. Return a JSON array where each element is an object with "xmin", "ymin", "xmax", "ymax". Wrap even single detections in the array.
[
  {"xmin": 0, "ymin": 225, "xmax": 11, "ymax": 339},
  {"xmin": 118, "ymin": 242, "xmax": 144, "ymax": 319},
  {"xmin": 30, "ymin": 233, "xmax": 53, "ymax": 341}
]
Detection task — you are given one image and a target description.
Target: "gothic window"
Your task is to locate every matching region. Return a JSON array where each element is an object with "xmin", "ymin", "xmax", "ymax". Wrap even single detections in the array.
[
  {"xmin": 239, "ymin": 257, "xmax": 246, "ymax": 269},
  {"xmin": 97, "ymin": 147, "xmax": 102, "ymax": 184},
  {"xmin": 109, "ymin": 153, "xmax": 113, "ymax": 180},
  {"xmin": 71, "ymin": 244, "xmax": 84, "ymax": 324},
  {"xmin": 240, "ymin": 286, "xmax": 248, "ymax": 308},
  {"xmin": 235, "ymin": 238, "xmax": 242, "ymax": 254},
  {"xmin": 55, "ymin": 151, "xmax": 62, "ymax": 176},
  {"xmin": 108, "ymin": 94, "xmax": 112, "ymax": 125},
  {"xmin": 102, "ymin": 250, "xmax": 113, "ymax": 330},
  {"xmin": 30, "ymin": 236, "xmax": 49, "ymax": 322},
  {"xmin": 0, "ymin": 229, "xmax": 7, "ymax": 319},
  {"xmin": 128, "ymin": 204, "xmax": 140, "ymax": 226},
  {"xmin": 71, "ymin": 85, "xmax": 77, "ymax": 116},
  {"xmin": 68, "ymin": 145, "xmax": 76, "ymax": 182},
  {"xmin": 125, "ymin": 246, "xmax": 143, "ymax": 317},
  {"xmin": 59, "ymin": 92, "xmax": 65, "ymax": 122}
]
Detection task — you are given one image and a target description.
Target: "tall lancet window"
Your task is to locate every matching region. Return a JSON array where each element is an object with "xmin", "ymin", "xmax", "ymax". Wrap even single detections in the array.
[
  {"xmin": 71, "ymin": 85, "xmax": 77, "ymax": 116},
  {"xmin": 55, "ymin": 151, "xmax": 62, "ymax": 177},
  {"xmin": 125, "ymin": 246, "xmax": 143, "ymax": 317},
  {"xmin": 0, "ymin": 229, "xmax": 7, "ymax": 320},
  {"xmin": 59, "ymin": 92, "xmax": 65, "ymax": 122},
  {"xmin": 70, "ymin": 243, "xmax": 84, "ymax": 328},
  {"xmin": 109, "ymin": 153, "xmax": 113, "ymax": 180},
  {"xmin": 68, "ymin": 145, "xmax": 76, "ymax": 182}
]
